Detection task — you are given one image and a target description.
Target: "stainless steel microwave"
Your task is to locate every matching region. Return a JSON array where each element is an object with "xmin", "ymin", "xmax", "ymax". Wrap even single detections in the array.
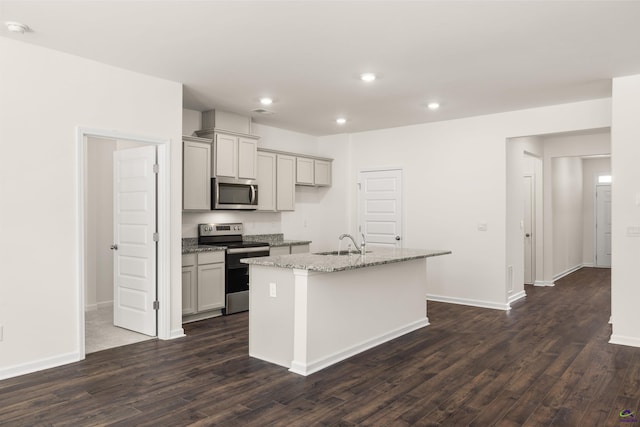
[{"xmin": 211, "ymin": 177, "xmax": 258, "ymax": 210}]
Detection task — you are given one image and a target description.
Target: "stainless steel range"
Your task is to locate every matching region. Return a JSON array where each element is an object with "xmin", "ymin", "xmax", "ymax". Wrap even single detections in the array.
[{"xmin": 198, "ymin": 223, "xmax": 270, "ymax": 315}]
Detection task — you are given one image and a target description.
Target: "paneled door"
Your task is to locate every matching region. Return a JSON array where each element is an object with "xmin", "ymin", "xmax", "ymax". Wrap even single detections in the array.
[
  {"xmin": 523, "ymin": 175, "xmax": 534, "ymax": 284},
  {"xmin": 358, "ymin": 169, "xmax": 403, "ymax": 248},
  {"xmin": 113, "ymin": 145, "xmax": 157, "ymax": 336},
  {"xmin": 595, "ymin": 184, "xmax": 612, "ymax": 267}
]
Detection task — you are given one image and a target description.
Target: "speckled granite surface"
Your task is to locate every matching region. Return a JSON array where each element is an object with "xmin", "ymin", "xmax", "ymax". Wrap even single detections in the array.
[
  {"xmin": 241, "ymin": 248, "xmax": 451, "ymax": 272},
  {"xmin": 181, "ymin": 238, "xmax": 226, "ymax": 254},
  {"xmin": 243, "ymin": 233, "xmax": 312, "ymax": 247},
  {"xmin": 182, "ymin": 235, "xmax": 310, "ymax": 254}
]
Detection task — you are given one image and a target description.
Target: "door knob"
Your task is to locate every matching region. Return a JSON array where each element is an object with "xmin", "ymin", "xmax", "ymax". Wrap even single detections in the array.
[
  {"xmin": 525, "ymin": 234, "xmax": 530, "ymax": 238},
  {"xmin": 395, "ymin": 236, "xmax": 401, "ymax": 241},
  {"xmin": 110, "ymin": 244, "xmax": 118, "ymax": 250}
]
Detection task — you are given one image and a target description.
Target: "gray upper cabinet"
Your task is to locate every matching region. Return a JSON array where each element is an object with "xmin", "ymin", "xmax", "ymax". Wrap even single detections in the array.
[
  {"xmin": 213, "ymin": 132, "xmax": 258, "ymax": 180},
  {"xmin": 276, "ymin": 154, "xmax": 296, "ymax": 211},
  {"xmin": 296, "ymin": 156, "xmax": 332, "ymax": 187},
  {"xmin": 257, "ymin": 151, "xmax": 277, "ymax": 211},
  {"xmin": 314, "ymin": 159, "xmax": 332, "ymax": 186},
  {"xmin": 257, "ymin": 150, "xmax": 296, "ymax": 212},
  {"xmin": 296, "ymin": 157, "xmax": 315, "ymax": 185},
  {"xmin": 183, "ymin": 136, "xmax": 212, "ymax": 211}
]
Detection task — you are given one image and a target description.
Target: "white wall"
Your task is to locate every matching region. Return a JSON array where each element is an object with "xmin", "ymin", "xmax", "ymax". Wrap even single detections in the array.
[
  {"xmin": 551, "ymin": 157, "xmax": 584, "ymax": 276},
  {"xmin": 582, "ymin": 157, "xmax": 611, "ymax": 265},
  {"xmin": 0, "ymin": 38, "xmax": 183, "ymax": 379},
  {"xmin": 610, "ymin": 74, "xmax": 640, "ymax": 347},
  {"xmin": 346, "ymin": 99, "xmax": 611, "ymax": 310},
  {"xmin": 285, "ymin": 133, "xmax": 351, "ymax": 251}
]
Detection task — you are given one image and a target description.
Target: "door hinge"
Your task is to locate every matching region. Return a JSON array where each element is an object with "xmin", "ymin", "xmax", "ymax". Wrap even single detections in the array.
[
  {"xmin": 153, "ymin": 301, "xmax": 160, "ymax": 310},
  {"xmin": 153, "ymin": 232, "xmax": 159, "ymax": 242},
  {"xmin": 153, "ymin": 164, "xmax": 159, "ymax": 174}
]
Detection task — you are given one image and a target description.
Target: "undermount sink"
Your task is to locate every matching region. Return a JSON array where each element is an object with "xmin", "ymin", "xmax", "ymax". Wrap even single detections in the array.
[{"xmin": 314, "ymin": 250, "xmax": 372, "ymax": 256}]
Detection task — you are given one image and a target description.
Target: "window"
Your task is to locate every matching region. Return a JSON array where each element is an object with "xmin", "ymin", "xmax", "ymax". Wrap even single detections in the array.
[{"xmin": 598, "ymin": 175, "xmax": 612, "ymax": 184}]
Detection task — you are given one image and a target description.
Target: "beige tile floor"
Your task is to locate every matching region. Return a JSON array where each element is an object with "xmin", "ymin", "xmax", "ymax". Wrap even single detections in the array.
[{"xmin": 85, "ymin": 305, "xmax": 154, "ymax": 354}]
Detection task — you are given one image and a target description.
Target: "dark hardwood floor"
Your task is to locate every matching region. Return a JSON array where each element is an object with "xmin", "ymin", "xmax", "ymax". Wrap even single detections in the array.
[{"xmin": 1, "ymin": 267, "xmax": 638, "ymax": 426}]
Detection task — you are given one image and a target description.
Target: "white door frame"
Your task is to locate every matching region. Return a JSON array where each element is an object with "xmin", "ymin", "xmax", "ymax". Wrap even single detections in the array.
[
  {"xmin": 357, "ymin": 167, "xmax": 405, "ymax": 247},
  {"xmin": 523, "ymin": 174, "xmax": 535, "ymax": 284},
  {"xmin": 76, "ymin": 127, "xmax": 171, "ymax": 359}
]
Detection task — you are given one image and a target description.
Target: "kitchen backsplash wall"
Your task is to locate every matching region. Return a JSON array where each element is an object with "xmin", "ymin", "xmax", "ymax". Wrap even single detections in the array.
[{"xmin": 182, "ymin": 211, "xmax": 282, "ymax": 238}]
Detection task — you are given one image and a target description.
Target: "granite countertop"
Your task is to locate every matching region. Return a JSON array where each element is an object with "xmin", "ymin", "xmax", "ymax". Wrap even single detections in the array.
[
  {"xmin": 241, "ymin": 248, "xmax": 451, "ymax": 273},
  {"xmin": 243, "ymin": 234, "xmax": 311, "ymax": 247},
  {"xmin": 181, "ymin": 238, "xmax": 226, "ymax": 254},
  {"xmin": 181, "ymin": 235, "xmax": 311, "ymax": 254}
]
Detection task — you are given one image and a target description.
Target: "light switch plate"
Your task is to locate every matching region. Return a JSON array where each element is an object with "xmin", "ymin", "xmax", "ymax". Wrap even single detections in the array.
[
  {"xmin": 269, "ymin": 283, "xmax": 277, "ymax": 298},
  {"xmin": 478, "ymin": 222, "xmax": 488, "ymax": 232}
]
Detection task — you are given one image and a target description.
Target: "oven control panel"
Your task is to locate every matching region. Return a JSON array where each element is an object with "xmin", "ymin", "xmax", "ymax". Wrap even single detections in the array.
[{"xmin": 199, "ymin": 223, "xmax": 243, "ymax": 236}]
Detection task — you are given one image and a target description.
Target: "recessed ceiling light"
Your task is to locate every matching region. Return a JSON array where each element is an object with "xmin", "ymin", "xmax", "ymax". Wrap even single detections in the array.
[
  {"xmin": 260, "ymin": 97, "xmax": 273, "ymax": 106},
  {"xmin": 5, "ymin": 21, "xmax": 29, "ymax": 34},
  {"xmin": 360, "ymin": 73, "xmax": 376, "ymax": 82},
  {"xmin": 336, "ymin": 118, "xmax": 347, "ymax": 125},
  {"xmin": 427, "ymin": 102, "xmax": 440, "ymax": 110}
]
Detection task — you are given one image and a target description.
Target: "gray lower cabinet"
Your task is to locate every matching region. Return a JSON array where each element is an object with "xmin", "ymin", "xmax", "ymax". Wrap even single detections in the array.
[
  {"xmin": 182, "ymin": 251, "xmax": 225, "ymax": 321},
  {"xmin": 270, "ymin": 244, "xmax": 310, "ymax": 255},
  {"xmin": 291, "ymin": 244, "xmax": 310, "ymax": 254}
]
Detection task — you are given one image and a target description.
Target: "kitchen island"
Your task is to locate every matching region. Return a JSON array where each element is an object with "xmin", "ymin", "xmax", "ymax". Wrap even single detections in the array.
[{"xmin": 242, "ymin": 247, "xmax": 451, "ymax": 376}]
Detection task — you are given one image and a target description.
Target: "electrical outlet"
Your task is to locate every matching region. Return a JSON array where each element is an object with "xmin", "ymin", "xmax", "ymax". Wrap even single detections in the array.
[{"xmin": 269, "ymin": 283, "xmax": 277, "ymax": 298}]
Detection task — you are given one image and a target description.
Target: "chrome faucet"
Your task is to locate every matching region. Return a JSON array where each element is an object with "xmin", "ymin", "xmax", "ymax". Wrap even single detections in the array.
[{"xmin": 339, "ymin": 233, "xmax": 367, "ymax": 255}]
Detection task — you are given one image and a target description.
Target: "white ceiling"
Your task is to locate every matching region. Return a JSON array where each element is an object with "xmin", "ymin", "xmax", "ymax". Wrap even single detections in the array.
[{"xmin": 2, "ymin": 1, "xmax": 640, "ymax": 136}]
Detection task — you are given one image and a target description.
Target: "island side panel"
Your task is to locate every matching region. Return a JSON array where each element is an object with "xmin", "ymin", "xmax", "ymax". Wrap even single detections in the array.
[
  {"xmin": 248, "ymin": 265, "xmax": 296, "ymax": 368},
  {"xmin": 291, "ymin": 258, "xmax": 429, "ymax": 375}
]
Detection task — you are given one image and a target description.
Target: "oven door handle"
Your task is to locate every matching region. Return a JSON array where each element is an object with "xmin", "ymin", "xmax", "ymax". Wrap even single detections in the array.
[{"xmin": 227, "ymin": 246, "xmax": 270, "ymax": 255}]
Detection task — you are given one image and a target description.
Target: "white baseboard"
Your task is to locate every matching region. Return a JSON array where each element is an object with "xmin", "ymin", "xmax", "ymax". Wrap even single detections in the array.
[
  {"xmin": 582, "ymin": 262, "xmax": 594, "ymax": 268},
  {"xmin": 553, "ymin": 264, "xmax": 583, "ymax": 281},
  {"xmin": 169, "ymin": 328, "xmax": 186, "ymax": 340},
  {"xmin": 609, "ymin": 334, "xmax": 640, "ymax": 348},
  {"xmin": 508, "ymin": 290, "xmax": 526, "ymax": 305},
  {"xmin": 289, "ymin": 318, "xmax": 429, "ymax": 376},
  {"xmin": 534, "ymin": 280, "xmax": 555, "ymax": 287},
  {"xmin": 84, "ymin": 300, "xmax": 113, "ymax": 312},
  {"xmin": 427, "ymin": 294, "xmax": 510, "ymax": 311},
  {"xmin": 0, "ymin": 351, "xmax": 81, "ymax": 381}
]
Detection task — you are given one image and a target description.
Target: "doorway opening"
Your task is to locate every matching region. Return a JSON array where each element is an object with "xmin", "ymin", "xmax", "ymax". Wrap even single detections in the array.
[
  {"xmin": 506, "ymin": 129, "xmax": 611, "ymax": 308},
  {"xmin": 77, "ymin": 128, "xmax": 171, "ymax": 358}
]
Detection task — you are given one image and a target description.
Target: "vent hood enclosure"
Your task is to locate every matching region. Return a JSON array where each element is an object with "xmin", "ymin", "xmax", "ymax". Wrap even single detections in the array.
[{"xmin": 200, "ymin": 109, "xmax": 252, "ymax": 135}]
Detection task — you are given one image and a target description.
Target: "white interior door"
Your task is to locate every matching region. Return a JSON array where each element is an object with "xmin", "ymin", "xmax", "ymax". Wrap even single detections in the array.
[
  {"xmin": 358, "ymin": 169, "xmax": 403, "ymax": 247},
  {"xmin": 523, "ymin": 175, "xmax": 534, "ymax": 284},
  {"xmin": 595, "ymin": 184, "xmax": 612, "ymax": 267},
  {"xmin": 113, "ymin": 145, "xmax": 157, "ymax": 336}
]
